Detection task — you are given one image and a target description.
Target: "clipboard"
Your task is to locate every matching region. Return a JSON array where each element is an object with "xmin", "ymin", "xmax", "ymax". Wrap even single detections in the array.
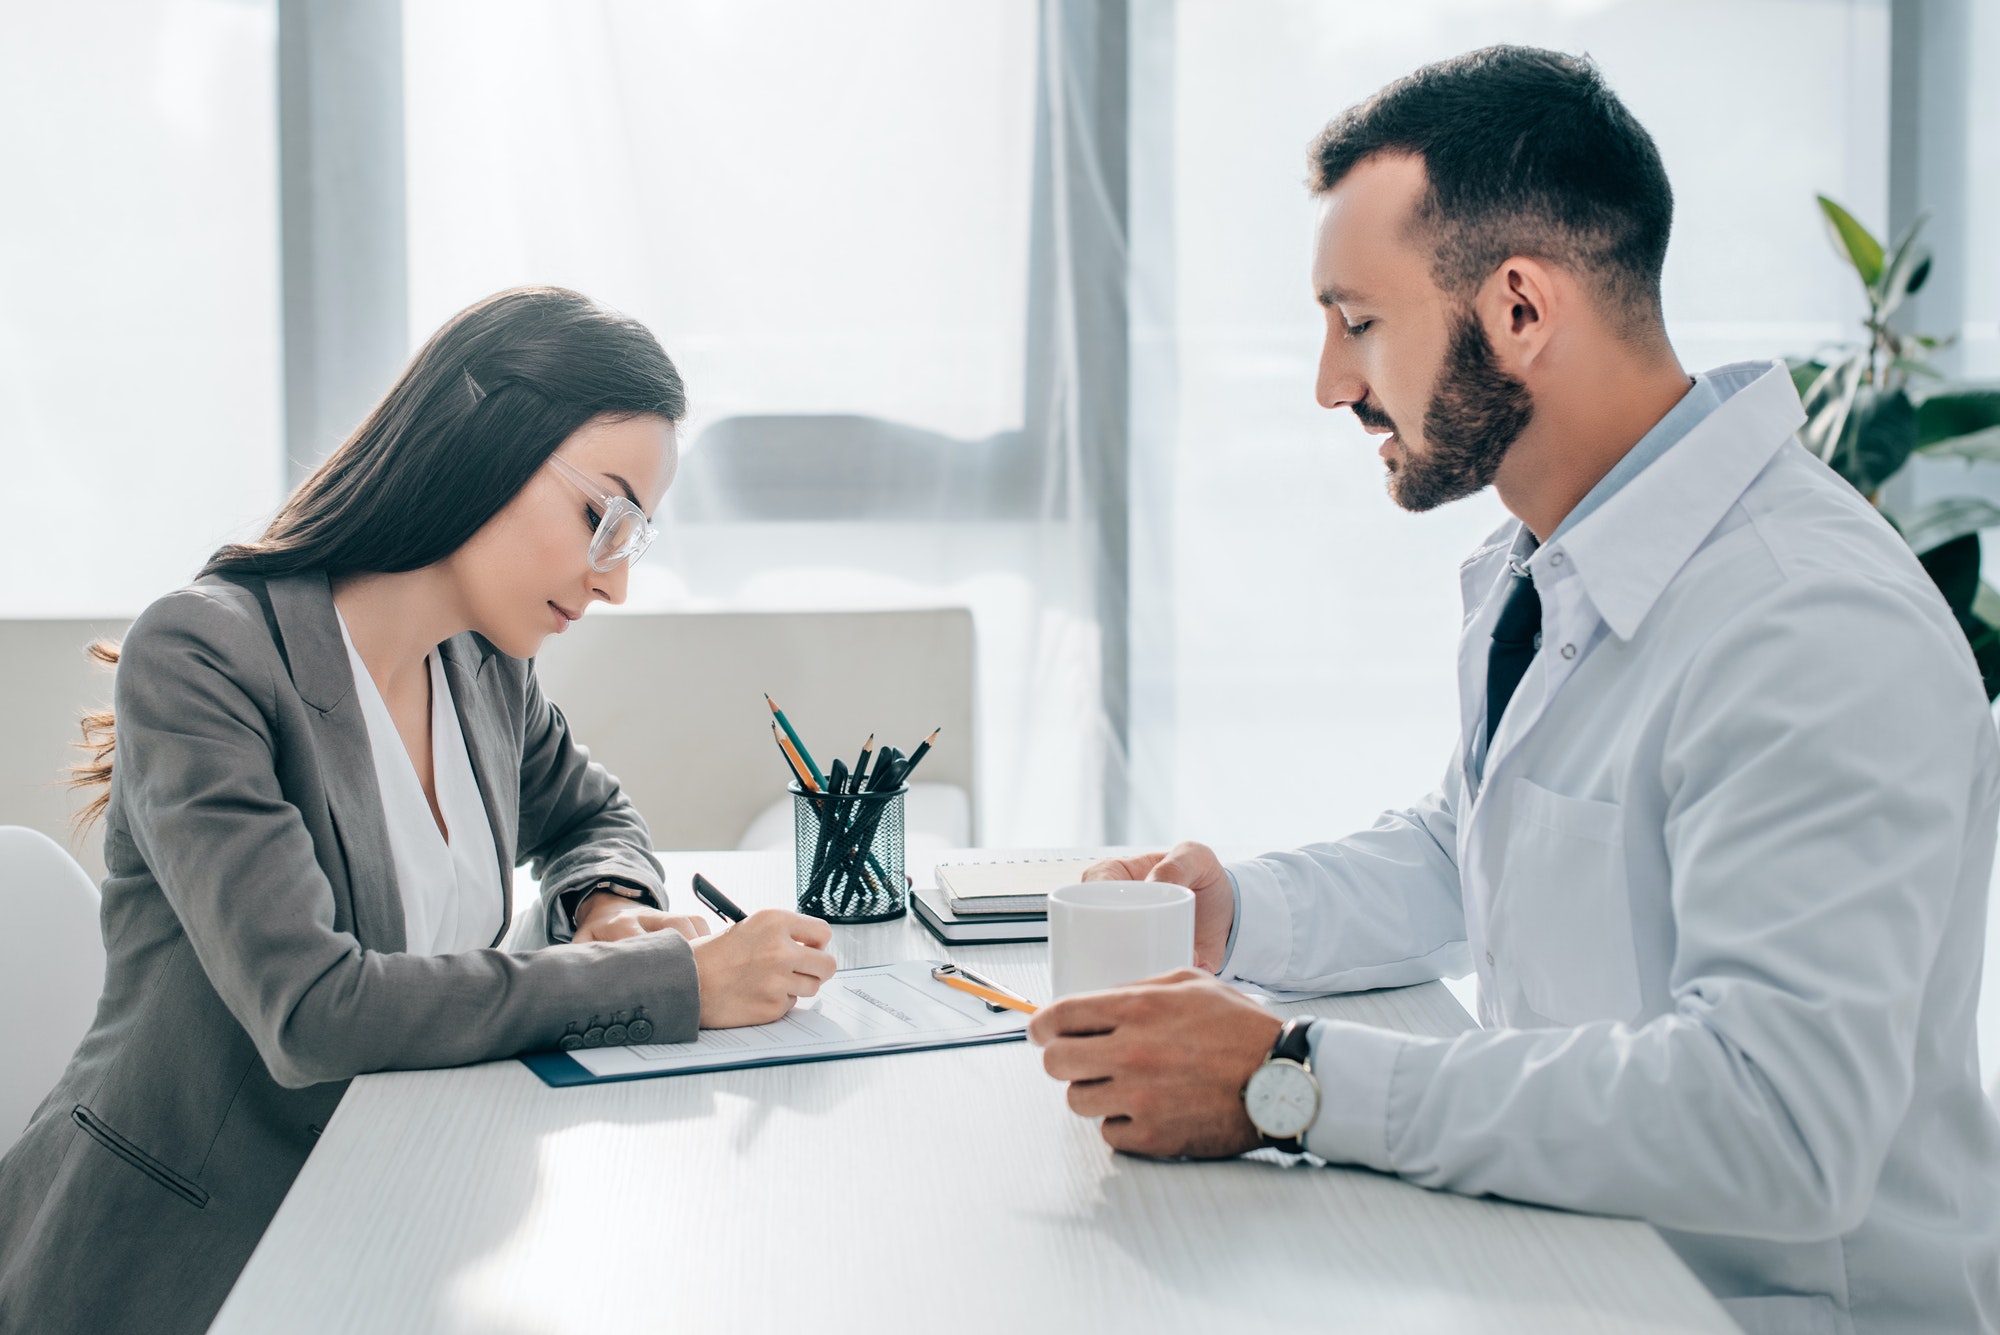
[{"xmin": 520, "ymin": 958, "xmax": 1031, "ymax": 1088}]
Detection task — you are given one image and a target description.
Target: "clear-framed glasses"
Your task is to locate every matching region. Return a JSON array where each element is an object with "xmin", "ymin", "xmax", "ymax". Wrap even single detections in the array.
[{"xmin": 544, "ymin": 453, "xmax": 658, "ymax": 572}]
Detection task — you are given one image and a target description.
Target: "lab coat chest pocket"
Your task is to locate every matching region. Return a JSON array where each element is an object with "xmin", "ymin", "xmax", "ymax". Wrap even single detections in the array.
[{"xmin": 1495, "ymin": 778, "xmax": 1642, "ymax": 1025}]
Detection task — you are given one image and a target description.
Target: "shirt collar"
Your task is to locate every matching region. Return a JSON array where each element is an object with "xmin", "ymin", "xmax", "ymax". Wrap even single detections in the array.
[
  {"xmin": 1541, "ymin": 360, "xmax": 1806, "ymax": 641},
  {"xmin": 1547, "ymin": 374, "xmax": 1721, "ymax": 546}
]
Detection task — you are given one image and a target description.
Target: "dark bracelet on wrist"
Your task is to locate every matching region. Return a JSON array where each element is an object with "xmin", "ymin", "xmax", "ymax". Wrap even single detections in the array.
[{"xmin": 560, "ymin": 878, "xmax": 653, "ymax": 931}]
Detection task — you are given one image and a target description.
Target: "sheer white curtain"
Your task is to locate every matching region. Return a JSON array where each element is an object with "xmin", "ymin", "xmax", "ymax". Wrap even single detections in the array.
[
  {"xmin": 405, "ymin": 0, "xmax": 1114, "ymax": 847},
  {"xmin": 1965, "ymin": 0, "xmax": 2000, "ymax": 380},
  {"xmin": 1162, "ymin": 0, "xmax": 1892, "ymax": 853},
  {"xmin": 0, "ymin": 0, "xmax": 282, "ymax": 618}
]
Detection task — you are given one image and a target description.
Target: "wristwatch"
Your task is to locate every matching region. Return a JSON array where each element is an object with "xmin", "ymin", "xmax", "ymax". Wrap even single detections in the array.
[
  {"xmin": 1243, "ymin": 1017, "xmax": 1320, "ymax": 1153},
  {"xmin": 557, "ymin": 878, "xmax": 651, "ymax": 937}
]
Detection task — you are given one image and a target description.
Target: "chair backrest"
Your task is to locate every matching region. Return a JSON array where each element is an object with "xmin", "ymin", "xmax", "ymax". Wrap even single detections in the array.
[
  {"xmin": 532, "ymin": 608, "xmax": 978, "ymax": 849},
  {"xmin": 0, "ymin": 826, "xmax": 106, "ymax": 1152},
  {"xmin": 0, "ymin": 618, "xmax": 128, "ymax": 884}
]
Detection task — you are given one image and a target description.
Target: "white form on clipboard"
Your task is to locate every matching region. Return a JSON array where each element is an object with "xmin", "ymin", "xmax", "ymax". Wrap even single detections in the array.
[{"xmin": 527, "ymin": 958, "xmax": 1030, "ymax": 1086}]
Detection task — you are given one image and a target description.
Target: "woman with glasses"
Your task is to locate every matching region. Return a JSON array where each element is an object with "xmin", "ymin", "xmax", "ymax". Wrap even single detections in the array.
[{"xmin": 0, "ymin": 287, "xmax": 837, "ymax": 1335}]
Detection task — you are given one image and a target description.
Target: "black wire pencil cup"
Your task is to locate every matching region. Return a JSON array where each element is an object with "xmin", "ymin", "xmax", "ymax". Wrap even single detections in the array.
[{"xmin": 766, "ymin": 694, "xmax": 939, "ymax": 925}]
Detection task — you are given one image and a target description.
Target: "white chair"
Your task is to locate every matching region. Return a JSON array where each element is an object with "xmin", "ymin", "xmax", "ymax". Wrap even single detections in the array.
[{"xmin": 0, "ymin": 826, "xmax": 106, "ymax": 1153}]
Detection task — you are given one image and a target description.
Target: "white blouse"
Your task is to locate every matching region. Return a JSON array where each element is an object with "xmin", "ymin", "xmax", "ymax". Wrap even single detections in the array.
[{"xmin": 336, "ymin": 612, "xmax": 502, "ymax": 955}]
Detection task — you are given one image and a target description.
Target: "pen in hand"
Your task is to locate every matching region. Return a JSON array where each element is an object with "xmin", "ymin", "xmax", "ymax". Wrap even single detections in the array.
[{"xmin": 691, "ymin": 873, "xmax": 748, "ymax": 924}]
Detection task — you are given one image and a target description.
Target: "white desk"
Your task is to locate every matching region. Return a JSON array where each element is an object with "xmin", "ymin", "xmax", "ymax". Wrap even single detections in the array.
[{"xmin": 210, "ymin": 852, "xmax": 1738, "ymax": 1335}]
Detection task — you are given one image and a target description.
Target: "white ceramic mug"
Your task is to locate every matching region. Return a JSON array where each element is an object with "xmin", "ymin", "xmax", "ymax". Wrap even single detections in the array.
[{"xmin": 1047, "ymin": 880, "xmax": 1196, "ymax": 998}]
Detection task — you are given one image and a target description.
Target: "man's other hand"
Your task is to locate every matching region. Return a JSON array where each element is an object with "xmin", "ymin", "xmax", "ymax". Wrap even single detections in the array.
[
  {"xmin": 1029, "ymin": 969, "xmax": 1283, "ymax": 1159},
  {"xmin": 1083, "ymin": 841, "xmax": 1235, "ymax": 971}
]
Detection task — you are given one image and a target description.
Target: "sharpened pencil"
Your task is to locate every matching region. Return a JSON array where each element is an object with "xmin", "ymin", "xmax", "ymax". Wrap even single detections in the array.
[
  {"xmin": 764, "ymin": 694, "xmax": 826, "ymax": 789},
  {"xmin": 901, "ymin": 727, "xmax": 941, "ymax": 779},
  {"xmin": 772, "ymin": 722, "xmax": 820, "ymax": 793}
]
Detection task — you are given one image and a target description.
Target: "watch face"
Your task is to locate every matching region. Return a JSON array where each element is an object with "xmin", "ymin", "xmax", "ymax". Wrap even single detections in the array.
[{"xmin": 1245, "ymin": 1059, "xmax": 1318, "ymax": 1141}]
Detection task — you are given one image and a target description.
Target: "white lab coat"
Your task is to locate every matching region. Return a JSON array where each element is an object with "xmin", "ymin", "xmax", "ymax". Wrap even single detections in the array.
[{"xmin": 1222, "ymin": 361, "xmax": 2000, "ymax": 1335}]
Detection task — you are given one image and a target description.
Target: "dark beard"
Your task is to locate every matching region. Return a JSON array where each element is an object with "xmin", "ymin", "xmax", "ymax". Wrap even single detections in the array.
[{"xmin": 1384, "ymin": 308, "xmax": 1534, "ymax": 512}]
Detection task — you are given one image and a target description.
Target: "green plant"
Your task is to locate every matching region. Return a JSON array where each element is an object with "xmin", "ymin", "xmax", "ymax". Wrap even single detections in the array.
[{"xmin": 1789, "ymin": 195, "xmax": 2000, "ymax": 699}]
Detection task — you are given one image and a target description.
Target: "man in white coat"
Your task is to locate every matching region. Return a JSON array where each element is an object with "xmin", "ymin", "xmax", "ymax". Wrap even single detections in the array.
[{"xmin": 1029, "ymin": 46, "xmax": 2000, "ymax": 1335}]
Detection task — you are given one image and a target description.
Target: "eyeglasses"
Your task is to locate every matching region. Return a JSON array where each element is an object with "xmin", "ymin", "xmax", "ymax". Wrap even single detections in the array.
[{"xmin": 544, "ymin": 453, "xmax": 658, "ymax": 572}]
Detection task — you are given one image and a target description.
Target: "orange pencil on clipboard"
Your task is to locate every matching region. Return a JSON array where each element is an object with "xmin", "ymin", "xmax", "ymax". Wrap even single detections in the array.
[{"xmin": 932, "ymin": 963, "xmax": 1038, "ymax": 1015}]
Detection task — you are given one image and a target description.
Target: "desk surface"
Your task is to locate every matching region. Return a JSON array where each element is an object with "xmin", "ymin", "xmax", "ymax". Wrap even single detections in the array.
[{"xmin": 211, "ymin": 852, "xmax": 1736, "ymax": 1335}]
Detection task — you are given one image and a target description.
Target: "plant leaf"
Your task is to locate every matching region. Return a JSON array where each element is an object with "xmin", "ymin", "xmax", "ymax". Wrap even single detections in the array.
[
  {"xmin": 1834, "ymin": 386, "xmax": 1918, "ymax": 493},
  {"xmin": 1906, "ymin": 254, "xmax": 1932, "ymax": 295},
  {"xmin": 1920, "ymin": 532, "xmax": 1983, "ymax": 614},
  {"xmin": 1818, "ymin": 194, "xmax": 1884, "ymax": 288},
  {"xmin": 1921, "ymin": 542, "xmax": 2000, "ymax": 701},
  {"xmin": 1916, "ymin": 423, "xmax": 2000, "ymax": 464},
  {"xmin": 1975, "ymin": 580, "xmax": 2000, "ymax": 630},
  {"xmin": 1872, "ymin": 213, "xmax": 1930, "ymax": 321},
  {"xmin": 1914, "ymin": 386, "xmax": 2000, "ymax": 447},
  {"xmin": 1800, "ymin": 355, "xmax": 1865, "ymax": 465},
  {"xmin": 1891, "ymin": 497, "xmax": 2000, "ymax": 555},
  {"xmin": 1968, "ymin": 613, "xmax": 2000, "ymax": 702},
  {"xmin": 1787, "ymin": 358, "xmax": 1826, "ymax": 404}
]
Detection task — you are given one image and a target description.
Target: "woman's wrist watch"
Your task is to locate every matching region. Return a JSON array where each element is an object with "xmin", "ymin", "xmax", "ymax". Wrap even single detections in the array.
[
  {"xmin": 1243, "ymin": 1017, "xmax": 1321, "ymax": 1153},
  {"xmin": 561, "ymin": 878, "xmax": 649, "ymax": 931}
]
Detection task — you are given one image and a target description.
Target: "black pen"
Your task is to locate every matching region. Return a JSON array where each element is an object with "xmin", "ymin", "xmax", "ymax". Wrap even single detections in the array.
[{"xmin": 691, "ymin": 873, "xmax": 747, "ymax": 923}]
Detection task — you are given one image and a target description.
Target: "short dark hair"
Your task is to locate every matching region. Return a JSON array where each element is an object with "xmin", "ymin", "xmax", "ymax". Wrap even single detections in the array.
[{"xmin": 1309, "ymin": 46, "xmax": 1673, "ymax": 335}]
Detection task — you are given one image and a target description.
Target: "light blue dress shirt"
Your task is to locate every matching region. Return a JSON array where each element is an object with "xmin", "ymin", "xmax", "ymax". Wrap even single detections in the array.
[
  {"xmin": 1222, "ymin": 362, "xmax": 2000, "ymax": 1335},
  {"xmin": 1547, "ymin": 372, "xmax": 1720, "ymax": 545}
]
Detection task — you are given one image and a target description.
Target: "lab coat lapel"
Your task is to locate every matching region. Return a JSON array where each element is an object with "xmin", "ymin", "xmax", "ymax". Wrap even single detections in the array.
[
  {"xmin": 437, "ymin": 634, "xmax": 517, "ymax": 946},
  {"xmin": 1452, "ymin": 360, "xmax": 1810, "ymax": 971},
  {"xmin": 264, "ymin": 572, "xmax": 408, "ymax": 953},
  {"xmin": 1451, "ymin": 531, "xmax": 1523, "ymax": 968}
]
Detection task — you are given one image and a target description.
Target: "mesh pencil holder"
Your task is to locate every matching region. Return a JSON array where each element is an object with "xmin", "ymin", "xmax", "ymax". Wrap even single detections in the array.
[{"xmin": 792, "ymin": 782, "xmax": 908, "ymax": 924}]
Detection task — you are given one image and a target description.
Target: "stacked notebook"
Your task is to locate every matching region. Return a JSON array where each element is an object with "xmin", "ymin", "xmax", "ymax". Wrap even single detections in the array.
[{"xmin": 911, "ymin": 852, "xmax": 1132, "ymax": 945}]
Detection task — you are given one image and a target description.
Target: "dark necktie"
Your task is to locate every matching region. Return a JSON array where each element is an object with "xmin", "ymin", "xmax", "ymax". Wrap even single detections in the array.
[{"xmin": 1486, "ymin": 567, "xmax": 1542, "ymax": 748}]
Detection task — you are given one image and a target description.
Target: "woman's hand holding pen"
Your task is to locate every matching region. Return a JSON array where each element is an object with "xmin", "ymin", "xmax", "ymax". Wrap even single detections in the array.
[
  {"xmin": 573, "ymin": 894, "xmax": 713, "ymax": 945},
  {"xmin": 1084, "ymin": 841, "xmax": 1236, "ymax": 973},
  {"xmin": 689, "ymin": 909, "xmax": 837, "ymax": 1028}
]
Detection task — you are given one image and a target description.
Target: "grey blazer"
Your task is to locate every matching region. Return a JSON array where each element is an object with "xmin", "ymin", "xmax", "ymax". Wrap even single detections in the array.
[{"xmin": 0, "ymin": 571, "xmax": 700, "ymax": 1335}]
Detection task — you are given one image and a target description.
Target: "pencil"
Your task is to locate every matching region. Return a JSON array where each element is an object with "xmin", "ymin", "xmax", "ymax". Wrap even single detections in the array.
[
  {"xmin": 934, "ymin": 972, "xmax": 1038, "ymax": 1015},
  {"xmin": 773, "ymin": 722, "xmax": 820, "ymax": 793},
  {"xmin": 900, "ymin": 727, "xmax": 941, "ymax": 780},
  {"xmin": 764, "ymin": 694, "xmax": 826, "ymax": 789}
]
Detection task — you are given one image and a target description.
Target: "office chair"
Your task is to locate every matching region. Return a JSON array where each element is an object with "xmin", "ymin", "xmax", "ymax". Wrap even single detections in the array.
[{"xmin": 0, "ymin": 826, "xmax": 105, "ymax": 1154}]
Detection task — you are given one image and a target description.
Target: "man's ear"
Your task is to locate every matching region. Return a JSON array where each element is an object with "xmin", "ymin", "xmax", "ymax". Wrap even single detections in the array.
[{"xmin": 1475, "ymin": 257, "xmax": 1558, "ymax": 373}]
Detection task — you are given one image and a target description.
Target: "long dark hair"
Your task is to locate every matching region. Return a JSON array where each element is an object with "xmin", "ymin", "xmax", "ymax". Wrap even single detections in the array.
[
  {"xmin": 73, "ymin": 286, "xmax": 686, "ymax": 832},
  {"xmin": 207, "ymin": 285, "xmax": 686, "ymax": 577}
]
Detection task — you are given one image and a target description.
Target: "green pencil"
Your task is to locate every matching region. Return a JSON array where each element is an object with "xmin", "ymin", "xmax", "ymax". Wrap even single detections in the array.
[{"xmin": 763, "ymin": 693, "xmax": 826, "ymax": 789}]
